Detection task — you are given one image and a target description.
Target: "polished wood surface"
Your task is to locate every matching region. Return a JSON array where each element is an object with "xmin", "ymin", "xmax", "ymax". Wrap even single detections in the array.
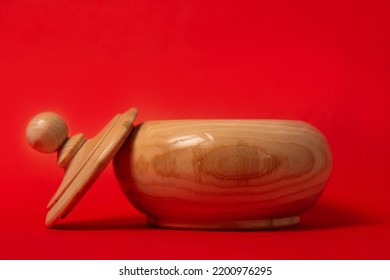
[
  {"xmin": 114, "ymin": 120, "xmax": 332, "ymax": 229},
  {"xmin": 27, "ymin": 110, "xmax": 332, "ymax": 229},
  {"xmin": 26, "ymin": 112, "xmax": 68, "ymax": 154},
  {"xmin": 57, "ymin": 133, "xmax": 86, "ymax": 167},
  {"xmin": 26, "ymin": 109, "xmax": 138, "ymax": 227}
]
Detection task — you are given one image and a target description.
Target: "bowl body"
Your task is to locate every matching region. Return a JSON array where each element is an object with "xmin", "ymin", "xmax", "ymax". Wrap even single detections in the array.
[{"xmin": 114, "ymin": 120, "xmax": 332, "ymax": 229}]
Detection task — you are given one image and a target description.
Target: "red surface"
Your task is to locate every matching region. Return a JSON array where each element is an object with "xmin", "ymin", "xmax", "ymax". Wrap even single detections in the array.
[{"xmin": 1, "ymin": 0, "xmax": 390, "ymax": 259}]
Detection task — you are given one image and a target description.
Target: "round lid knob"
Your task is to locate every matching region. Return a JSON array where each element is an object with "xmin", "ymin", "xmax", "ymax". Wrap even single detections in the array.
[{"xmin": 26, "ymin": 112, "xmax": 68, "ymax": 153}]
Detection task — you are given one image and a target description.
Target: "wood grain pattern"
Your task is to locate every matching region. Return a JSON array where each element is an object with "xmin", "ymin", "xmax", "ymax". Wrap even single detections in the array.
[
  {"xmin": 26, "ymin": 109, "xmax": 138, "ymax": 228},
  {"xmin": 26, "ymin": 112, "xmax": 68, "ymax": 153},
  {"xmin": 114, "ymin": 120, "xmax": 332, "ymax": 229},
  {"xmin": 57, "ymin": 133, "xmax": 86, "ymax": 167},
  {"xmin": 45, "ymin": 108, "xmax": 138, "ymax": 227}
]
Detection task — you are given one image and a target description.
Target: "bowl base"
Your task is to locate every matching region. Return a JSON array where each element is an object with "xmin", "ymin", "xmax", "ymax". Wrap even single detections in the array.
[{"xmin": 147, "ymin": 216, "xmax": 300, "ymax": 230}]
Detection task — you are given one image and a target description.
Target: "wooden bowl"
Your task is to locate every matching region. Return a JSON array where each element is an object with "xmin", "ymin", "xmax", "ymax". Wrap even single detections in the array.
[
  {"xmin": 26, "ymin": 109, "xmax": 332, "ymax": 229},
  {"xmin": 113, "ymin": 120, "xmax": 332, "ymax": 230}
]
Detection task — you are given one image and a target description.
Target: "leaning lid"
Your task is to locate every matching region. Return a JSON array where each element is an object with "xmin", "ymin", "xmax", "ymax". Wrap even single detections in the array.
[{"xmin": 26, "ymin": 108, "xmax": 138, "ymax": 227}]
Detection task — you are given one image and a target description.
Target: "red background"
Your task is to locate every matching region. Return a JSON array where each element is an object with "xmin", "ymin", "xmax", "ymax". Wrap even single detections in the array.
[{"xmin": 1, "ymin": 0, "xmax": 390, "ymax": 259}]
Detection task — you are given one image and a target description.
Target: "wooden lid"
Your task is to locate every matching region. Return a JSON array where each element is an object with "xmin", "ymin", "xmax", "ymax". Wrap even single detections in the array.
[{"xmin": 26, "ymin": 108, "xmax": 138, "ymax": 227}]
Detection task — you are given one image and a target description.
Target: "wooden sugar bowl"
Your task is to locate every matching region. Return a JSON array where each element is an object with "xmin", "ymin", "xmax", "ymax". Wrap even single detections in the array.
[{"xmin": 26, "ymin": 108, "xmax": 332, "ymax": 230}]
